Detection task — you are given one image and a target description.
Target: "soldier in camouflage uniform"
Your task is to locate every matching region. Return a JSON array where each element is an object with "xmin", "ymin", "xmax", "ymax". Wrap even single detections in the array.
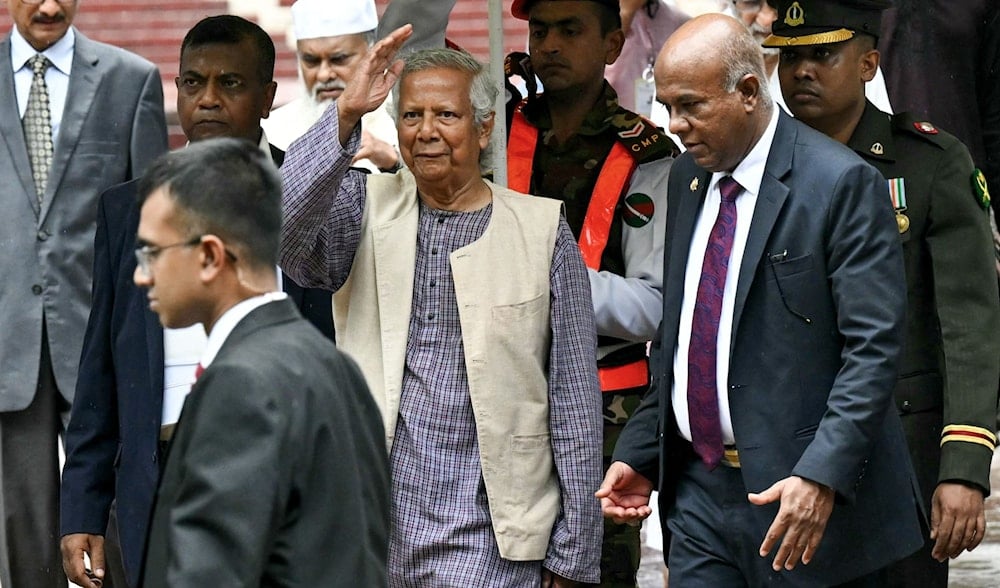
[
  {"xmin": 768, "ymin": 1, "xmax": 1000, "ymax": 585},
  {"xmin": 507, "ymin": 1, "xmax": 678, "ymax": 585}
]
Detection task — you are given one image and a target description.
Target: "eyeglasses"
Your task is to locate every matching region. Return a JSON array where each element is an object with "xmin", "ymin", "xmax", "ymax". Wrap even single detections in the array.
[
  {"xmin": 134, "ymin": 236, "xmax": 203, "ymax": 277},
  {"xmin": 21, "ymin": 0, "xmax": 77, "ymax": 5}
]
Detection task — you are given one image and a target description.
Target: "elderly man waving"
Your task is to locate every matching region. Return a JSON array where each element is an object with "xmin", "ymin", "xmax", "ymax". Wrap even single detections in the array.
[{"xmin": 279, "ymin": 26, "xmax": 603, "ymax": 588}]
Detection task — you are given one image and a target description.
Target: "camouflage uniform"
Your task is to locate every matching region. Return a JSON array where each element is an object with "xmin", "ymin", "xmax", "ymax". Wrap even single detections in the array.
[{"xmin": 515, "ymin": 81, "xmax": 678, "ymax": 587}]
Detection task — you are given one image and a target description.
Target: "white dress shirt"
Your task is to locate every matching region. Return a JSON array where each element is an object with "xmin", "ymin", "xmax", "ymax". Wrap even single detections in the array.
[
  {"xmin": 671, "ymin": 106, "xmax": 779, "ymax": 445},
  {"xmin": 198, "ymin": 292, "xmax": 288, "ymax": 371},
  {"xmin": 10, "ymin": 26, "xmax": 73, "ymax": 143}
]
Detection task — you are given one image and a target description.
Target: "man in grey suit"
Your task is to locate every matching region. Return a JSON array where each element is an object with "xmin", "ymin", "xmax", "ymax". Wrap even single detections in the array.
[
  {"xmin": 597, "ymin": 14, "xmax": 924, "ymax": 585},
  {"xmin": 0, "ymin": 0, "xmax": 167, "ymax": 585},
  {"xmin": 135, "ymin": 138, "xmax": 389, "ymax": 587}
]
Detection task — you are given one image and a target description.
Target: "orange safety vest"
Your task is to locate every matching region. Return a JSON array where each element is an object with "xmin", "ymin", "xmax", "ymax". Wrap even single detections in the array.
[{"xmin": 507, "ymin": 106, "xmax": 648, "ymax": 393}]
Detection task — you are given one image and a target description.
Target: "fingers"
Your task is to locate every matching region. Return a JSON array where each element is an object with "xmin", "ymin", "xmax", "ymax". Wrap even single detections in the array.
[
  {"xmin": 60, "ymin": 534, "xmax": 101, "ymax": 588},
  {"xmin": 600, "ymin": 498, "xmax": 652, "ymax": 525},
  {"xmin": 970, "ymin": 509, "xmax": 986, "ymax": 551},
  {"xmin": 747, "ymin": 479, "xmax": 784, "ymax": 506},
  {"xmin": 594, "ymin": 465, "xmax": 622, "ymax": 499},
  {"xmin": 755, "ymin": 477, "xmax": 833, "ymax": 571},
  {"xmin": 930, "ymin": 484, "xmax": 987, "ymax": 560},
  {"xmin": 89, "ymin": 536, "xmax": 106, "ymax": 583},
  {"xmin": 760, "ymin": 508, "xmax": 830, "ymax": 571}
]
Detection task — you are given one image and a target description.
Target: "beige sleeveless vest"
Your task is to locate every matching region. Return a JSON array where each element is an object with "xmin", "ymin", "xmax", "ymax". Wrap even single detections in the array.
[{"xmin": 334, "ymin": 169, "xmax": 564, "ymax": 560}]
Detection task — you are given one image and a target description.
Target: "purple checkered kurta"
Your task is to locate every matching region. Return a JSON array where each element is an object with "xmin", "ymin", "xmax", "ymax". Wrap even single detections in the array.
[{"xmin": 279, "ymin": 104, "xmax": 603, "ymax": 586}]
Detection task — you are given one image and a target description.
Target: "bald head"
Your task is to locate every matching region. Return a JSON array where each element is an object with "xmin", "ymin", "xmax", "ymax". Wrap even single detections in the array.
[{"xmin": 654, "ymin": 14, "xmax": 773, "ymax": 172}]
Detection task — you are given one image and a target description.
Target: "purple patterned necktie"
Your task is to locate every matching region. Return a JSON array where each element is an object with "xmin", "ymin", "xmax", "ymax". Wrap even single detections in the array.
[{"xmin": 688, "ymin": 175, "xmax": 742, "ymax": 469}]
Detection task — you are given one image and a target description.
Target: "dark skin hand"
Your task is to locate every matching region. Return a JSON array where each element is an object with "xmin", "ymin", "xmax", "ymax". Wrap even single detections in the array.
[
  {"xmin": 930, "ymin": 482, "xmax": 986, "ymax": 561},
  {"xmin": 61, "ymin": 533, "xmax": 105, "ymax": 588},
  {"xmin": 748, "ymin": 475, "xmax": 835, "ymax": 571}
]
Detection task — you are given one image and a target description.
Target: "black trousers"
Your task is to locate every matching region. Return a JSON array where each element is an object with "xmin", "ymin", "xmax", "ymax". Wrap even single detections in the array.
[{"xmin": 0, "ymin": 327, "xmax": 68, "ymax": 588}]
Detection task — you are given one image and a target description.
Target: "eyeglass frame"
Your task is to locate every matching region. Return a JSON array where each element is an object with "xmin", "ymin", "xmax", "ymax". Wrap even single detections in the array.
[{"xmin": 134, "ymin": 236, "xmax": 204, "ymax": 278}]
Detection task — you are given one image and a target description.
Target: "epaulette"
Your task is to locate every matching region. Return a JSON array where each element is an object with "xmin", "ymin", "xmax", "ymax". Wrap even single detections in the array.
[
  {"xmin": 608, "ymin": 107, "xmax": 680, "ymax": 164},
  {"xmin": 891, "ymin": 112, "xmax": 954, "ymax": 150}
]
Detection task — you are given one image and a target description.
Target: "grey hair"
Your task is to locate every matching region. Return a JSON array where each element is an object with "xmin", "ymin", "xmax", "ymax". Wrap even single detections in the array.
[
  {"xmin": 390, "ymin": 48, "xmax": 498, "ymax": 170},
  {"xmin": 391, "ymin": 48, "xmax": 497, "ymax": 128},
  {"xmin": 720, "ymin": 24, "xmax": 773, "ymax": 110}
]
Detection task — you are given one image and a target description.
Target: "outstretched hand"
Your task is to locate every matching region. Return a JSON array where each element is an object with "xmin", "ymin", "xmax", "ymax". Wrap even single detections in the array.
[
  {"xmin": 337, "ymin": 24, "xmax": 413, "ymax": 144},
  {"xmin": 748, "ymin": 475, "xmax": 835, "ymax": 572},
  {"xmin": 595, "ymin": 461, "xmax": 654, "ymax": 525}
]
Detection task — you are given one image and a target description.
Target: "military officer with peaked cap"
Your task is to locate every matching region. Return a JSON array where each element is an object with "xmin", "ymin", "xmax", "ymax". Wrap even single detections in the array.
[{"xmin": 768, "ymin": 1, "xmax": 1000, "ymax": 585}]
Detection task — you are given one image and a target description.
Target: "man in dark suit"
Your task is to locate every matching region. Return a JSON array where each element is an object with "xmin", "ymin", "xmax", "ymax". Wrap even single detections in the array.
[
  {"xmin": 0, "ymin": 0, "xmax": 167, "ymax": 585},
  {"xmin": 768, "ymin": 1, "xmax": 1000, "ymax": 584},
  {"xmin": 597, "ymin": 14, "xmax": 924, "ymax": 586},
  {"xmin": 134, "ymin": 138, "xmax": 388, "ymax": 586},
  {"xmin": 59, "ymin": 16, "xmax": 334, "ymax": 588}
]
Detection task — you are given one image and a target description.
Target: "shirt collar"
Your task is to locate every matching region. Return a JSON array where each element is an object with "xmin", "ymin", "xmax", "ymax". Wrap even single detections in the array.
[
  {"xmin": 11, "ymin": 25, "xmax": 74, "ymax": 76},
  {"xmin": 199, "ymin": 292, "xmax": 288, "ymax": 369},
  {"xmin": 258, "ymin": 128, "xmax": 273, "ymax": 162},
  {"xmin": 712, "ymin": 106, "xmax": 780, "ymax": 197}
]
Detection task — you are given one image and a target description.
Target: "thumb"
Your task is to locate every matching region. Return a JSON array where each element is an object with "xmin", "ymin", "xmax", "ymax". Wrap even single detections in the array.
[
  {"xmin": 595, "ymin": 466, "xmax": 623, "ymax": 498},
  {"xmin": 748, "ymin": 479, "xmax": 785, "ymax": 506},
  {"xmin": 929, "ymin": 500, "xmax": 941, "ymax": 540},
  {"xmin": 90, "ymin": 536, "xmax": 106, "ymax": 578}
]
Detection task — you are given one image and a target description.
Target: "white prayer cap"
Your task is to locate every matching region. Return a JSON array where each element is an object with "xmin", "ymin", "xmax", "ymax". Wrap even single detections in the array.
[{"xmin": 291, "ymin": 0, "xmax": 378, "ymax": 41}]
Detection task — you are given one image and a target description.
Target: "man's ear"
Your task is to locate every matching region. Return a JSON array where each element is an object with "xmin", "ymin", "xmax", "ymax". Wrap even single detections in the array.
[
  {"xmin": 604, "ymin": 28, "xmax": 626, "ymax": 65},
  {"xmin": 736, "ymin": 74, "xmax": 762, "ymax": 112},
  {"xmin": 860, "ymin": 48, "xmax": 880, "ymax": 83},
  {"xmin": 197, "ymin": 235, "xmax": 228, "ymax": 283},
  {"xmin": 478, "ymin": 111, "xmax": 495, "ymax": 151},
  {"xmin": 261, "ymin": 81, "xmax": 278, "ymax": 118}
]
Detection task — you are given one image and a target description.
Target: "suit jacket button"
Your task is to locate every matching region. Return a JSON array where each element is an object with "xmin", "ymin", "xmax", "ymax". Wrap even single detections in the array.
[
  {"xmin": 37, "ymin": 230, "xmax": 49, "ymax": 241},
  {"xmin": 901, "ymin": 400, "xmax": 911, "ymax": 413},
  {"xmin": 31, "ymin": 284, "xmax": 43, "ymax": 295}
]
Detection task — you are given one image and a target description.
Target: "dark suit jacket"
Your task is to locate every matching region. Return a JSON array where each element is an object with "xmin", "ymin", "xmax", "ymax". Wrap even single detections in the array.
[
  {"xmin": 141, "ymin": 299, "xmax": 388, "ymax": 587},
  {"xmin": 614, "ymin": 112, "xmax": 924, "ymax": 585},
  {"xmin": 61, "ymin": 163, "xmax": 335, "ymax": 586},
  {"xmin": 0, "ymin": 29, "xmax": 167, "ymax": 408}
]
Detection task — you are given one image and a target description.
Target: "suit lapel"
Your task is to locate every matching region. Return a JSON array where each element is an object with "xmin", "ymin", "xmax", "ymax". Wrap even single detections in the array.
[
  {"xmin": 662, "ymin": 158, "xmax": 710, "ymax": 347},
  {"xmin": 43, "ymin": 31, "xmax": 101, "ymax": 222},
  {"xmin": 0, "ymin": 36, "xmax": 39, "ymax": 215},
  {"xmin": 731, "ymin": 113, "xmax": 794, "ymax": 344},
  {"xmin": 124, "ymin": 194, "xmax": 166, "ymax": 414}
]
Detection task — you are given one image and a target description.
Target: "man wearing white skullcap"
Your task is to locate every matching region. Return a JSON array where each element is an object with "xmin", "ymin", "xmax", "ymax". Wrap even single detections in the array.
[{"xmin": 263, "ymin": 0, "xmax": 400, "ymax": 172}]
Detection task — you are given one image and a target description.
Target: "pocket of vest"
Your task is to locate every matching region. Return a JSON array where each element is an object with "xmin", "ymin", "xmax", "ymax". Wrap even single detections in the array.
[{"xmin": 492, "ymin": 292, "xmax": 547, "ymax": 321}]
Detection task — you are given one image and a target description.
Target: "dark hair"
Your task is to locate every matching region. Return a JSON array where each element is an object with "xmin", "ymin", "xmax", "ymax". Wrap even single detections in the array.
[
  {"xmin": 138, "ymin": 138, "xmax": 282, "ymax": 269},
  {"xmin": 180, "ymin": 15, "xmax": 275, "ymax": 84},
  {"xmin": 593, "ymin": 2, "xmax": 623, "ymax": 35}
]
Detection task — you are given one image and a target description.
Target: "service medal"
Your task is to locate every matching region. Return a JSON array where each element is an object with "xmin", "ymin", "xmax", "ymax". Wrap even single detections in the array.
[
  {"xmin": 888, "ymin": 178, "xmax": 908, "ymax": 234},
  {"xmin": 896, "ymin": 212, "xmax": 910, "ymax": 233}
]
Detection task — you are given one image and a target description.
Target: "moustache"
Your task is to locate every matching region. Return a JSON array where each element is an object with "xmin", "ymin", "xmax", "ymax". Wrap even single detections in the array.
[
  {"xmin": 32, "ymin": 14, "xmax": 66, "ymax": 25},
  {"xmin": 312, "ymin": 81, "xmax": 346, "ymax": 98}
]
